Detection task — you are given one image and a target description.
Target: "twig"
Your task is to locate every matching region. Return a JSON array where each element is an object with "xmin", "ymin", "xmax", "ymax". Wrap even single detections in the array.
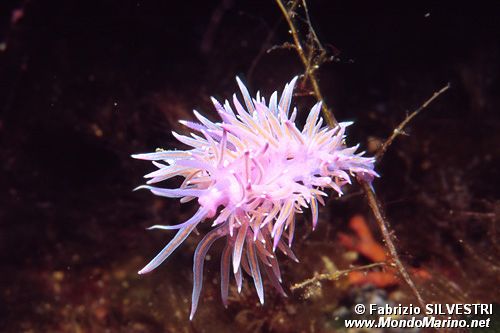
[
  {"xmin": 291, "ymin": 262, "xmax": 386, "ymax": 291},
  {"xmin": 274, "ymin": 0, "xmax": 429, "ymax": 310},
  {"xmin": 274, "ymin": 0, "xmax": 337, "ymax": 127},
  {"xmin": 375, "ymin": 83, "xmax": 450, "ymax": 162},
  {"xmin": 360, "ymin": 181, "xmax": 427, "ymax": 310},
  {"xmin": 300, "ymin": 0, "xmax": 324, "ymax": 52}
]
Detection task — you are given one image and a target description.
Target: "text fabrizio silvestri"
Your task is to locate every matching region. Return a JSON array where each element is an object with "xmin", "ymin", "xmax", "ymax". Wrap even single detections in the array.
[{"xmin": 369, "ymin": 304, "xmax": 493, "ymax": 316}]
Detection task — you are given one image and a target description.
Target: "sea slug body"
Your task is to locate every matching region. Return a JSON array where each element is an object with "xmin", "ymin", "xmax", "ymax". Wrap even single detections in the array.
[{"xmin": 133, "ymin": 77, "xmax": 378, "ymax": 319}]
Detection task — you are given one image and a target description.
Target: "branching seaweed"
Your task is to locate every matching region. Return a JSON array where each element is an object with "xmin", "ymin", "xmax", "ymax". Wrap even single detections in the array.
[
  {"xmin": 375, "ymin": 83, "xmax": 451, "ymax": 162},
  {"xmin": 290, "ymin": 262, "xmax": 386, "ymax": 291},
  {"xmin": 274, "ymin": 0, "xmax": 338, "ymax": 127},
  {"xmin": 275, "ymin": 0, "xmax": 450, "ymax": 310}
]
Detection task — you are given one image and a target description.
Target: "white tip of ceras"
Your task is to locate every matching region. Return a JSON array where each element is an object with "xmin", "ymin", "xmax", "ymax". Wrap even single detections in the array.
[
  {"xmin": 132, "ymin": 185, "xmax": 147, "ymax": 192},
  {"xmin": 235, "ymin": 76, "xmax": 245, "ymax": 87},
  {"xmin": 210, "ymin": 96, "xmax": 219, "ymax": 104},
  {"xmin": 145, "ymin": 225, "xmax": 168, "ymax": 231}
]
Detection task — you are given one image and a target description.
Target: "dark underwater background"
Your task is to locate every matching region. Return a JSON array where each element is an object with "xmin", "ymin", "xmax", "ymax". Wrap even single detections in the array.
[{"xmin": 1, "ymin": 1, "xmax": 499, "ymax": 332}]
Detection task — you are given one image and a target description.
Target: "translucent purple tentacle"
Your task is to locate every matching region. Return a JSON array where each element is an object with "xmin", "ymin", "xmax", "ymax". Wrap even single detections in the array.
[
  {"xmin": 138, "ymin": 215, "xmax": 205, "ymax": 274},
  {"xmin": 311, "ymin": 197, "xmax": 319, "ymax": 230},
  {"xmin": 278, "ymin": 76, "xmax": 298, "ymax": 119},
  {"xmin": 232, "ymin": 221, "xmax": 248, "ymax": 273},
  {"xmin": 234, "ymin": 266, "xmax": 243, "ymax": 293},
  {"xmin": 246, "ymin": 234, "xmax": 264, "ymax": 304},
  {"xmin": 277, "ymin": 239, "xmax": 299, "ymax": 263},
  {"xmin": 268, "ymin": 250, "xmax": 282, "ymax": 283},
  {"xmin": 131, "ymin": 150, "xmax": 190, "ymax": 160},
  {"xmin": 135, "ymin": 185, "xmax": 205, "ymax": 199},
  {"xmin": 240, "ymin": 250, "xmax": 252, "ymax": 276},
  {"xmin": 236, "ymin": 76, "xmax": 256, "ymax": 113},
  {"xmin": 262, "ymin": 263, "xmax": 287, "ymax": 297},
  {"xmin": 190, "ymin": 226, "xmax": 226, "ymax": 320},
  {"xmin": 179, "ymin": 120, "xmax": 208, "ymax": 132},
  {"xmin": 220, "ymin": 239, "xmax": 232, "ymax": 307}
]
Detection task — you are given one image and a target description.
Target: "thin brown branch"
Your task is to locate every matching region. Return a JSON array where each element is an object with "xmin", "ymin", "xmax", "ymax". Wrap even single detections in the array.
[
  {"xmin": 267, "ymin": 42, "xmax": 297, "ymax": 53},
  {"xmin": 274, "ymin": 0, "xmax": 337, "ymax": 127},
  {"xmin": 290, "ymin": 262, "xmax": 386, "ymax": 291},
  {"xmin": 375, "ymin": 83, "xmax": 450, "ymax": 162},
  {"xmin": 360, "ymin": 181, "xmax": 426, "ymax": 310},
  {"xmin": 301, "ymin": 0, "xmax": 327, "ymax": 58}
]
